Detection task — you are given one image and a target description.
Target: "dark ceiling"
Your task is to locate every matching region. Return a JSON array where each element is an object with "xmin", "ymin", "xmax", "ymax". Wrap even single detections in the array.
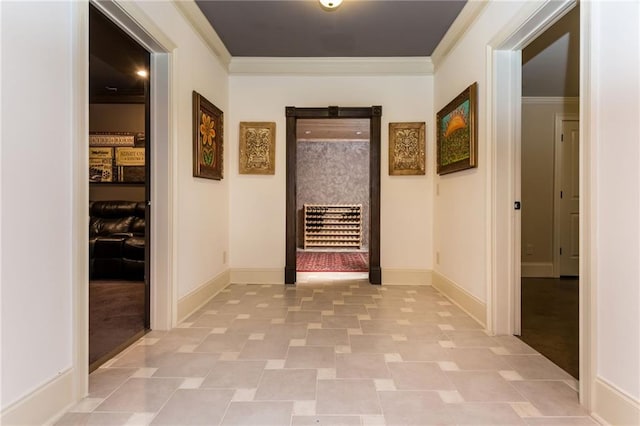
[
  {"xmin": 90, "ymin": 5, "xmax": 149, "ymax": 101},
  {"xmin": 195, "ymin": 0, "xmax": 467, "ymax": 57}
]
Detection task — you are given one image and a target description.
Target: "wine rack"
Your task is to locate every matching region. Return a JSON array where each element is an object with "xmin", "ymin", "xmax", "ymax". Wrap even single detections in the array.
[{"xmin": 303, "ymin": 204, "xmax": 362, "ymax": 249}]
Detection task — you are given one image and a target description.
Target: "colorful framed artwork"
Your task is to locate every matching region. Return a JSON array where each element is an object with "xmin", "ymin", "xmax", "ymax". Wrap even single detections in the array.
[
  {"xmin": 193, "ymin": 91, "xmax": 223, "ymax": 180},
  {"xmin": 239, "ymin": 122, "xmax": 276, "ymax": 175},
  {"xmin": 436, "ymin": 82, "xmax": 477, "ymax": 175},
  {"xmin": 388, "ymin": 122, "xmax": 426, "ymax": 175}
]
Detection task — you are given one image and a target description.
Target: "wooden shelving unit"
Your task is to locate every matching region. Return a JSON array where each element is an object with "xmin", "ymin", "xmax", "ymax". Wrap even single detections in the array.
[{"xmin": 303, "ymin": 204, "xmax": 362, "ymax": 249}]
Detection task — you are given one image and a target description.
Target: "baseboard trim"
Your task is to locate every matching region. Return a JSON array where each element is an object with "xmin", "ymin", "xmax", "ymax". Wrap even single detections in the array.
[
  {"xmin": 0, "ymin": 369, "xmax": 75, "ymax": 426},
  {"xmin": 230, "ymin": 268, "xmax": 284, "ymax": 285},
  {"xmin": 432, "ymin": 271, "xmax": 487, "ymax": 327},
  {"xmin": 593, "ymin": 377, "xmax": 640, "ymax": 426},
  {"xmin": 382, "ymin": 269, "xmax": 432, "ymax": 285},
  {"xmin": 177, "ymin": 269, "xmax": 230, "ymax": 323},
  {"xmin": 521, "ymin": 262, "xmax": 555, "ymax": 278}
]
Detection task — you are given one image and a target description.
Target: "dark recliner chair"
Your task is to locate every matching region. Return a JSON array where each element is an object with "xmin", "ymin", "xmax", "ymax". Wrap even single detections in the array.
[{"xmin": 89, "ymin": 201, "xmax": 145, "ymax": 281}]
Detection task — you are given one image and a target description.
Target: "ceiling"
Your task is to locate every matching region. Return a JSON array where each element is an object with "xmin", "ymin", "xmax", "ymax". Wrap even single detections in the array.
[{"xmin": 195, "ymin": 0, "xmax": 466, "ymax": 57}]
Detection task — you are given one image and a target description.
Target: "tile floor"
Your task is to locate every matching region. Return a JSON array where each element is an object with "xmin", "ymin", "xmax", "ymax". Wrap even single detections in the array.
[{"xmin": 56, "ymin": 278, "xmax": 598, "ymax": 426}]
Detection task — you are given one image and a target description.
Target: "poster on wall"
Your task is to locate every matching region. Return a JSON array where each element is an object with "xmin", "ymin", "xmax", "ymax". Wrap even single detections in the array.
[
  {"xmin": 193, "ymin": 91, "xmax": 224, "ymax": 180},
  {"xmin": 89, "ymin": 147, "xmax": 114, "ymax": 182},
  {"xmin": 89, "ymin": 132, "xmax": 136, "ymax": 147},
  {"xmin": 239, "ymin": 122, "xmax": 276, "ymax": 175},
  {"xmin": 388, "ymin": 122, "xmax": 426, "ymax": 175},
  {"xmin": 115, "ymin": 147, "xmax": 145, "ymax": 182}
]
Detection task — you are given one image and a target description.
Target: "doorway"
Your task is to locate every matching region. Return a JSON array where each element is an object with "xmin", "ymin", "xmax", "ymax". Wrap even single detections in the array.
[
  {"xmin": 88, "ymin": 4, "xmax": 150, "ymax": 370},
  {"xmin": 285, "ymin": 106, "xmax": 382, "ymax": 285},
  {"xmin": 519, "ymin": 6, "xmax": 580, "ymax": 379}
]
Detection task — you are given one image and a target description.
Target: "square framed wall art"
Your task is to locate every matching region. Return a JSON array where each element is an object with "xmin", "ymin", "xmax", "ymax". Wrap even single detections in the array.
[
  {"xmin": 239, "ymin": 121, "xmax": 276, "ymax": 175},
  {"xmin": 193, "ymin": 91, "xmax": 224, "ymax": 180},
  {"xmin": 436, "ymin": 82, "xmax": 477, "ymax": 175},
  {"xmin": 389, "ymin": 122, "xmax": 426, "ymax": 175}
]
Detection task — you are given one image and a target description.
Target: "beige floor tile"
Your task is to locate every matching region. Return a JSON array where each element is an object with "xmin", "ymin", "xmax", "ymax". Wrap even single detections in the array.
[
  {"xmin": 395, "ymin": 341, "xmax": 453, "ymax": 362},
  {"xmin": 201, "ymin": 360, "xmax": 266, "ymax": 388},
  {"xmin": 316, "ymin": 380, "xmax": 382, "ymax": 415},
  {"xmin": 322, "ymin": 314, "xmax": 361, "ymax": 329},
  {"xmin": 285, "ymin": 346, "xmax": 336, "ymax": 368},
  {"xmin": 524, "ymin": 417, "xmax": 599, "ymax": 425},
  {"xmin": 301, "ymin": 300, "xmax": 336, "ymax": 311},
  {"xmin": 388, "ymin": 362, "xmax": 454, "ymax": 390},
  {"xmin": 378, "ymin": 390, "xmax": 453, "ymax": 425},
  {"xmin": 220, "ymin": 401, "xmax": 293, "ymax": 426},
  {"xmin": 292, "ymin": 415, "xmax": 362, "ymax": 426},
  {"xmin": 449, "ymin": 347, "xmax": 512, "ymax": 370},
  {"xmin": 344, "ymin": 295, "xmax": 375, "ymax": 305},
  {"xmin": 505, "ymin": 354, "xmax": 574, "ymax": 380},
  {"xmin": 195, "ymin": 331, "xmax": 248, "ymax": 353},
  {"xmin": 306, "ymin": 328, "xmax": 350, "ymax": 346},
  {"xmin": 254, "ymin": 369, "xmax": 318, "ymax": 400},
  {"xmin": 227, "ymin": 318, "xmax": 272, "ymax": 334},
  {"xmin": 493, "ymin": 336, "xmax": 539, "ymax": 354},
  {"xmin": 333, "ymin": 304, "xmax": 369, "ymax": 315},
  {"xmin": 266, "ymin": 323, "xmax": 309, "ymax": 339},
  {"xmin": 446, "ymin": 402, "xmax": 526, "ymax": 425},
  {"xmin": 445, "ymin": 330, "xmax": 497, "ymax": 347},
  {"xmin": 149, "ymin": 389, "xmax": 234, "ymax": 425},
  {"xmin": 89, "ymin": 368, "xmax": 137, "ymax": 398},
  {"xmin": 512, "ymin": 381, "xmax": 588, "ymax": 416},
  {"xmin": 360, "ymin": 320, "xmax": 408, "ymax": 335},
  {"xmin": 238, "ymin": 336, "xmax": 291, "ymax": 360},
  {"xmin": 151, "ymin": 352, "xmax": 218, "ymax": 378},
  {"xmin": 96, "ymin": 377, "xmax": 183, "ymax": 412},
  {"xmin": 336, "ymin": 353, "xmax": 391, "ymax": 379},
  {"xmin": 350, "ymin": 335, "xmax": 397, "ymax": 353},
  {"xmin": 447, "ymin": 371, "xmax": 526, "ymax": 402},
  {"xmin": 54, "ymin": 412, "xmax": 133, "ymax": 426},
  {"xmin": 190, "ymin": 313, "xmax": 237, "ymax": 328},
  {"xmin": 286, "ymin": 311, "xmax": 323, "ymax": 323}
]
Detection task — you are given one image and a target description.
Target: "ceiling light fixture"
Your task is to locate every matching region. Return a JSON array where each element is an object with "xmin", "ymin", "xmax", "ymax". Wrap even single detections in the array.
[
  {"xmin": 319, "ymin": 0, "xmax": 343, "ymax": 11},
  {"xmin": 136, "ymin": 69, "xmax": 148, "ymax": 78}
]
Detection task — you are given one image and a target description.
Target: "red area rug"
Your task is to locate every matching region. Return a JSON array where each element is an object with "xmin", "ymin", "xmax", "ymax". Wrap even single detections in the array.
[{"xmin": 297, "ymin": 252, "xmax": 368, "ymax": 272}]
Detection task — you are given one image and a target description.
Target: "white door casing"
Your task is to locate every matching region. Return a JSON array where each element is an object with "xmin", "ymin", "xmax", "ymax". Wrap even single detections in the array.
[{"xmin": 555, "ymin": 116, "xmax": 580, "ymax": 276}]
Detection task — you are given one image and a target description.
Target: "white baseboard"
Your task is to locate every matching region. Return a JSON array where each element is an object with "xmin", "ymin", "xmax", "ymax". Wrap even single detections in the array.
[
  {"xmin": 521, "ymin": 262, "xmax": 555, "ymax": 277},
  {"xmin": 230, "ymin": 268, "xmax": 284, "ymax": 285},
  {"xmin": 432, "ymin": 271, "xmax": 486, "ymax": 327},
  {"xmin": 177, "ymin": 269, "xmax": 230, "ymax": 323},
  {"xmin": 382, "ymin": 269, "xmax": 432, "ymax": 285},
  {"xmin": 593, "ymin": 377, "xmax": 640, "ymax": 426},
  {"xmin": 0, "ymin": 369, "xmax": 75, "ymax": 426}
]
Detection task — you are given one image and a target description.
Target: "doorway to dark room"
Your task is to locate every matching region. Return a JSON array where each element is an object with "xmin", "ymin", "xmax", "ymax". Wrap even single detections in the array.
[
  {"xmin": 88, "ymin": 4, "xmax": 151, "ymax": 371},
  {"xmin": 285, "ymin": 106, "xmax": 382, "ymax": 285},
  {"xmin": 519, "ymin": 5, "xmax": 580, "ymax": 379}
]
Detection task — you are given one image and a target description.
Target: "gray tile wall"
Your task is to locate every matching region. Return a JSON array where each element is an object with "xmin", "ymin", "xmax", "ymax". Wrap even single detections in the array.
[{"xmin": 297, "ymin": 141, "xmax": 370, "ymax": 248}]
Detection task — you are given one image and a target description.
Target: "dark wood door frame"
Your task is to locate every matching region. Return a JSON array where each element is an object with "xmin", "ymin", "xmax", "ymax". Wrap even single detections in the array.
[{"xmin": 285, "ymin": 105, "xmax": 382, "ymax": 285}]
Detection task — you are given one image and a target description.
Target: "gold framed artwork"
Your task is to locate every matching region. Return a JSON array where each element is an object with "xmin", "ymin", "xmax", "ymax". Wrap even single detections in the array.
[
  {"xmin": 193, "ymin": 91, "xmax": 223, "ymax": 180},
  {"xmin": 436, "ymin": 82, "xmax": 477, "ymax": 175},
  {"xmin": 388, "ymin": 122, "xmax": 426, "ymax": 175},
  {"xmin": 239, "ymin": 122, "xmax": 276, "ymax": 175}
]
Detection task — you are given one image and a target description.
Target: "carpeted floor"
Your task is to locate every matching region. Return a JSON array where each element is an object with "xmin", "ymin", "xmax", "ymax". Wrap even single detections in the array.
[
  {"xmin": 297, "ymin": 251, "xmax": 368, "ymax": 272},
  {"xmin": 519, "ymin": 277, "xmax": 579, "ymax": 379},
  {"xmin": 89, "ymin": 280, "xmax": 146, "ymax": 370}
]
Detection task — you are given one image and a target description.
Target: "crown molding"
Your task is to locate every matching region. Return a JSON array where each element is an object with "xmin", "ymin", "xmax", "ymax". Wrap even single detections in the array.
[
  {"xmin": 431, "ymin": 1, "xmax": 489, "ymax": 70},
  {"xmin": 228, "ymin": 57, "xmax": 434, "ymax": 76},
  {"xmin": 172, "ymin": 0, "xmax": 232, "ymax": 67}
]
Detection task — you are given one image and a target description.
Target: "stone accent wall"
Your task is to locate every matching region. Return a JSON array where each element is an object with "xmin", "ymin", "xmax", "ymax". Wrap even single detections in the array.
[{"xmin": 297, "ymin": 140, "xmax": 370, "ymax": 249}]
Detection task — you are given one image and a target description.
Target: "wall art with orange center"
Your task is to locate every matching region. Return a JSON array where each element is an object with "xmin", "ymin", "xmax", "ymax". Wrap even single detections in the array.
[
  {"xmin": 193, "ymin": 91, "xmax": 223, "ymax": 180},
  {"xmin": 436, "ymin": 82, "xmax": 477, "ymax": 175}
]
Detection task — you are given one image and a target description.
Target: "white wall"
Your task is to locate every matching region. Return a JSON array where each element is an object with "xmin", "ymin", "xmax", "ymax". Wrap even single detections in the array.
[
  {"xmin": 589, "ymin": 0, "xmax": 640, "ymax": 402},
  {"xmin": 133, "ymin": 2, "xmax": 230, "ymax": 299},
  {"xmin": 1, "ymin": 1, "xmax": 74, "ymax": 409},
  {"xmin": 229, "ymin": 75, "xmax": 433, "ymax": 275},
  {"xmin": 521, "ymin": 99, "xmax": 578, "ymax": 268}
]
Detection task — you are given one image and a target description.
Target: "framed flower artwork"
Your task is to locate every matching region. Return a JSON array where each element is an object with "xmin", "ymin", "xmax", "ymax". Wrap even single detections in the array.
[{"xmin": 193, "ymin": 91, "xmax": 223, "ymax": 180}]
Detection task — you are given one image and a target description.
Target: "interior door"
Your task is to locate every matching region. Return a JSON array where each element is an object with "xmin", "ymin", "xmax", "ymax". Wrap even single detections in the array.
[{"xmin": 558, "ymin": 119, "xmax": 579, "ymax": 276}]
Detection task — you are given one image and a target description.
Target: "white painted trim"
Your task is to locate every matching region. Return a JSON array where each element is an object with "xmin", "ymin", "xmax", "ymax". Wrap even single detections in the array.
[
  {"xmin": 0, "ymin": 369, "xmax": 74, "ymax": 426},
  {"xmin": 228, "ymin": 57, "xmax": 434, "ymax": 76},
  {"xmin": 381, "ymin": 269, "xmax": 432, "ymax": 286},
  {"xmin": 172, "ymin": 0, "xmax": 231, "ymax": 66},
  {"xmin": 71, "ymin": 0, "xmax": 90, "ymax": 404},
  {"xmin": 177, "ymin": 270, "xmax": 230, "ymax": 323},
  {"xmin": 521, "ymin": 262, "xmax": 555, "ymax": 278},
  {"xmin": 593, "ymin": 378, "xmax": 640, "ymax": 426},
  {"xmin": 230, "ymin": 268, "xmax": 284, "ymax": 285},
  {"xmin": 522, "ymin": 96, "xmax": 579, "ymax": 104},
  {"xmin": 432, "ymin": 271, "xmax": 487, "ymax": 328},
  {"xmin": 553, "ymin": 113, "xmax": 580, "ymax": 278},
  {"xmin": 431, "ymin": 1, "xmax": 488, "ymax": 70}
]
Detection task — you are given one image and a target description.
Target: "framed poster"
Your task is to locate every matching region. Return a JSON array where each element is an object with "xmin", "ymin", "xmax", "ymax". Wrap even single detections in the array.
[
  {"xmin": 239, "ymin": 122, "xmax": 276, "ymax": 175},
  {"xmin": 193, "ymin": 91, "xmax": 223, "ymax": 180},
  {"xmin": 389, "ymin": 122, "xmax": 425, "ymax": 175}
]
